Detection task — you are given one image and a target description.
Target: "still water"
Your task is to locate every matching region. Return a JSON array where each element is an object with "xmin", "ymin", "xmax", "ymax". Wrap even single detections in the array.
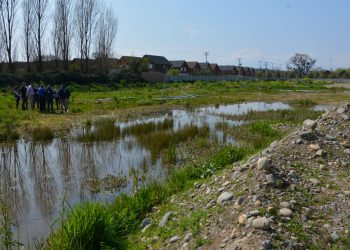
[{"xmin": 0, "ymin": 102, "xmax": 290, "ymax": 244}]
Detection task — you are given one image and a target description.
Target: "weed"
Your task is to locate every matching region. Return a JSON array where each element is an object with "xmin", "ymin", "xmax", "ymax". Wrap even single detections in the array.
[
  {"xmin": 77, "ymin": 118, "xmax": 121, "ymax": 142},
  {"xmin": 32, "ymin": 126, "xmax": 54, "ymax": 142}
]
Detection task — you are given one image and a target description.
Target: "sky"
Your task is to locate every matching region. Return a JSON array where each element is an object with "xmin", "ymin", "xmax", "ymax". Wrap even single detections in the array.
[{"xmin": 105, "ymin": 0, "xmax": 350, "ymax": 70}]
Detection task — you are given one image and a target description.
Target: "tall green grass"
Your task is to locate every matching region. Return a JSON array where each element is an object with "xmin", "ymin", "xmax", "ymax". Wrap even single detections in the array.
[
  {"xmin": 77, "ymin": 118, "xmax": 121, "ymax": 142},
  {"xmin": 46, "ymin": 144, "xmax": 249, "ymax": 249}
]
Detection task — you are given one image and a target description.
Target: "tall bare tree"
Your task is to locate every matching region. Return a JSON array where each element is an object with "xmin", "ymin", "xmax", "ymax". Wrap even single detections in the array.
[
  {"xmin": 0, "ymin": 0, "xmax": 18, "ymax": 71},
  {"xmin": 95, "ymin": 5, "xmax": 118, "ymax": 73},
  {"xmin": 53, "ymin": 0, "xmax": 72, "ymax": 70},
  {"xmin": 22, "ymin": 0, "xmax": 33, "ymax": 71},
  {"xmin": 75, "ymin": 0, "xmax": 98, "ymax": 73},
  {"xmin": 32, "ymin": 0, "xmax": 49, "ymax": 72}
]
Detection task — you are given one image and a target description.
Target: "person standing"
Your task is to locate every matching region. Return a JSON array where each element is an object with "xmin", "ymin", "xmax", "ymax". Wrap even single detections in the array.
[
  {"xmin": 26, "ymin": 83, "xmax": 35, "ymax": 109},
  {"xmin": 38, "ymin": 84, "xmax": 46, "ymax": 112},
  {"xmin": 58, "ymin": 85, "xmax": 70, "ymax": 113},
  {"xmin": 46, "ymin": 85, "xmax": 54, "ymax": 113},
  {"xmin": 53, "ymin": 87, "xmax": 59, "ymax": 110},
  {"xmin": 33, "ymin": 85, "xmax": 39, "ymax": 109},
  {"xmin": 20, "ymin": 83, "xmax": 28, "ymax": 110},
  {"xmin": 13, "ymin": 87, "xmax": 21, "ymax": 109}
]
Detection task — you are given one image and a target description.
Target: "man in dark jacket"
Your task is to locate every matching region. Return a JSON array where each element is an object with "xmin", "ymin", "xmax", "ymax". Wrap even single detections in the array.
[
  {"xmin": 46, "ymin": 85, "xmax": 54, "ymax": 113},
  {"xmin": 58, "ymin": 85, "xmax": 70, "ymax": 113},
  {"xmin": 20, "ymin": 83, "xmax": 28, "ymax": 110},
  {"xmin": 38, "ymin": 84, "xmax": 46, "ymax": 112}
]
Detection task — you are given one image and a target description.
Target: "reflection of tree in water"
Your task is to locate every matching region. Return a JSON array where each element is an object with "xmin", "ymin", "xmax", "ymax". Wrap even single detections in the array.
[
  {"xmin": 57, "ymin": 139, "xmax": 74, "ymax": 196},
  {"xmin": 0, "ymin": 144, "xmax": 29, "ymax": 219},
  {"xmin": 29, "ymin": 143, "xmax": 57, "ymax": 218},
  {"xmin": 79, "ymin": 144, "xmax": 99, "ymax": 194}
]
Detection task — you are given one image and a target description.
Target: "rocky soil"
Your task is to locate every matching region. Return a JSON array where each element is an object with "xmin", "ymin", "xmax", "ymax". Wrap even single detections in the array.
[{"xmin": 137, "ymin": 103, "xmax": 350, "ymax": 250}]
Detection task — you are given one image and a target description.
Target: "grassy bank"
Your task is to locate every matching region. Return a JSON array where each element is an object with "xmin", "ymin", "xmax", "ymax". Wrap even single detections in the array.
[{"xmin": 0, "ymin": 79, "xmax": 346, "ymax": 142}]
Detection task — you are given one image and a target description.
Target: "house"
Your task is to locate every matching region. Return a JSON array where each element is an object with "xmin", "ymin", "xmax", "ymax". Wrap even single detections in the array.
[
  {"xmin": 209, "ymin": 63, "xmax": 221, "ymax": 75},
  {"xmin": 219, "ymin": 65, "xmax": 239, "ymax": 75},
  {"xmin": 143, "ymin": 55, "xmax": 171, "ymax": 73},
  {"xmin": 170, "ymin": 60, "xmax": 190, "ymax": 74},
  {"xmin": 187, "ymin": 62, "xmax": 201, "ymax": 75},
  {"xmin": 117, "ymin": 56, "xmax": 142, "ymax": 71},
  {"xmin": 199, "ymin": 62, "xmax": 213, "ymax": 75}
]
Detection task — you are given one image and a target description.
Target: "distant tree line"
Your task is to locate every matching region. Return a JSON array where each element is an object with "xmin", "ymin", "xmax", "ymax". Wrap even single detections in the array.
[{"xmin": 0, "ymin": 0, "xmax": 118, "ymax": 74}]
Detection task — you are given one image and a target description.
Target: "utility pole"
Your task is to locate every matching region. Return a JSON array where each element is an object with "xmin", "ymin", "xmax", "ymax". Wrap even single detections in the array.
[
  {"xmin": 264, "ymin": 62, "xmax": 268, "ymax": 79},
  {"xmin": 237, "ymin": 58, "xmax": 242, "ymax": 66},
  {"xmin": 259, "ymin": 60, "xmax": 262, "ymax": 70},
  {"xmin": 204, "ymin": 52, "xmax": 210, "ymax": 63}
]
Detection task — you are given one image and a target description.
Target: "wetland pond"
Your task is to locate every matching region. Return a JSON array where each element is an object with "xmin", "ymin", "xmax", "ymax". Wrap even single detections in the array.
[{"xmin": 0, "ymin": 102, "xmax": 291, "ymax": 244}]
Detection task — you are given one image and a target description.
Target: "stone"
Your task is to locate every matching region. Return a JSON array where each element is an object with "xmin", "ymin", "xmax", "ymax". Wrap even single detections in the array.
[
  {"xmin": 217, "ymin": 192, "xmax": 234, "ymax": 204},
  {"xmin": 280, "ymin": 201, "xmax": 291, "ymax": 209},
  {"xmin": 331, "ymin": 232, "xmax": 340, "ymax": 242},
  {"xmin": 340, "ymin": 141, "xmax": 350, "ymax": 148},
  {"xmin": 303, "ymin": 119, "xmax": 317, "ymax": 130},
  {"xmin": 315, "ymin": 150, "xmax": 324, "ymax": 156},
  {"xmin": 252, "ymin": 217, "xmax": 271, "ymax": 230},
  {"xmin": 159, "ymin": 212, "xmax": 173, "ymax": 227},
  {"xmin": 344, "ymin": 190, "xmax": 350, "ymax": 196},
  {"xmin": 238, "ymin": 214, "xmax": 247, "ymax": 225},
  {"xmin": 341, "ymin": 114, "xmax": 350, "ymax": 121},
  {"xmin": 309, "ymin": 144, "xmax": 321, "ymax": 150},
  {"xmin": 309, "ymin": 178, "xmax": 319, "ymax": 185},
  {"xmin": 182, "ymin": 242, "xmax": 190, "ymax": 250},
  {"xmin": 300, "ymin": 131, "xmax": 318, "ymax": 141},
  {"xmin": 231, "ymin": 228, "xmax": 237, "ymax": 239},
  {"xmin": 205, "ymin": 187, "xmax": 211, "ymax": 195},
  {"xmin": 337, "ymin": 107, "xmax": 347, "ymax": 114},
  {"xmin": 344, "ymin": 149, "xmax": 350, "ymax": 155},
  {"xmin": 296, "ymin": 139, "xmax": 303, "ymax": 144},
  {"xmin": 261, "ymin": 239, "xmax": 272, "ymax": 249},
  {"xmin": 257, "ymin": 157, "xmax": 269, "ymax": 170},
  {"xmin": 255, "ymin": 200, "xmax": 262, "ymax": 207},
  {"xmin": 279, "ymin": 208, "xmax": 293, "ymax": 217},
  {"xmin": 184, "ymin": 233, "xmax": 192, "ymax": 242},
  {"xmin": 169, "ymin": 235, "xmax": 179, "ymax": 243},
  {"xmin": 266, "ymin": 174, "xmax": 275, "ymax": 185},
  {"xmin": 234, "ymin": 196, "xmax": 244, "ymax": 206},
  {"xmin": 222, "ymin": 181, "xmax": 230, "ymax": 187},
  {"xmin": 140, "ymin": 218, "xmax": 152, "ymax": 229},
  {"xmin": 218, "ymin": 187, "xmax": 225, "ymax": 192},
  {"xmin": 250, "ymin": 210, "xmax": 260, "ymax": 216}
]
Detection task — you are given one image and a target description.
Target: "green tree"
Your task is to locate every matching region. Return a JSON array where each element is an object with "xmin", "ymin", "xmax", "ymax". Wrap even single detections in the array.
[{"xmin": 287, "ymin": 53, "xmax": 316, "ymax": 78}]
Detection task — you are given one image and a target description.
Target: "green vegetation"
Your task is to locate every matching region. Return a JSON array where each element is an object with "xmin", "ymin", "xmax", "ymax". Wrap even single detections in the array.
[
  {"xmin": 1, "ymin": 79, "xmax": 345, "ymax": 143},
  {"xmin": 32, "ymin": 126, "xmax": 55, "ymax": 142},
  {"xmin": 77, "ymin": 118, "xmax": 121, "ymax": 142}
]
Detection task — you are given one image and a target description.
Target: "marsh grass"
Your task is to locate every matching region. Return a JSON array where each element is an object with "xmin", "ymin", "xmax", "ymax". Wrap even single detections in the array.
[
  {"xmin": 77, "ymin": 118, "xmax": 121, "ymax": 142},
  {"xmin": 136, "ymin": 125, "xmax": 210, "ymax": 163},
  {"xmin": 31, "ymin": 126, "xmax": 54, "ymax": 142},
  {"xmin": 288, "ymin": 98, "xmax": 318, "ymax": 108},
  {"xmin": 122, "ymin": 119, "xmax": 173, "ymax": 137},
  {"xmin": 228, "ymin": 108, "xmax": 322, "ymax": 124},
  {"xmin": 0, "ymin": 198, "xmax": 22, "ymax": 250}
]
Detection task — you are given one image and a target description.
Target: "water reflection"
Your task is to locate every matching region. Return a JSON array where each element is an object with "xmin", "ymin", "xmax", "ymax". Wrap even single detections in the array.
[{"xmin": 0, "ymin": 101, "xmax": 292, "ymax": 245}]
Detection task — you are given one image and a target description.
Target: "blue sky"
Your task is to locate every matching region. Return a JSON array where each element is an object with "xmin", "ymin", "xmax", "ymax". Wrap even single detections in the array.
[{"xmin": 107, "ymin": 0, "xmax": 350, "ymax": 69}]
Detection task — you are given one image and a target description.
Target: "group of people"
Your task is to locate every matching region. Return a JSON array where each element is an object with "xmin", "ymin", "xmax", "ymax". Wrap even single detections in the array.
[{"xmin": 14, "ymin": 83, "xmax": 70, "ymax": 113}]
